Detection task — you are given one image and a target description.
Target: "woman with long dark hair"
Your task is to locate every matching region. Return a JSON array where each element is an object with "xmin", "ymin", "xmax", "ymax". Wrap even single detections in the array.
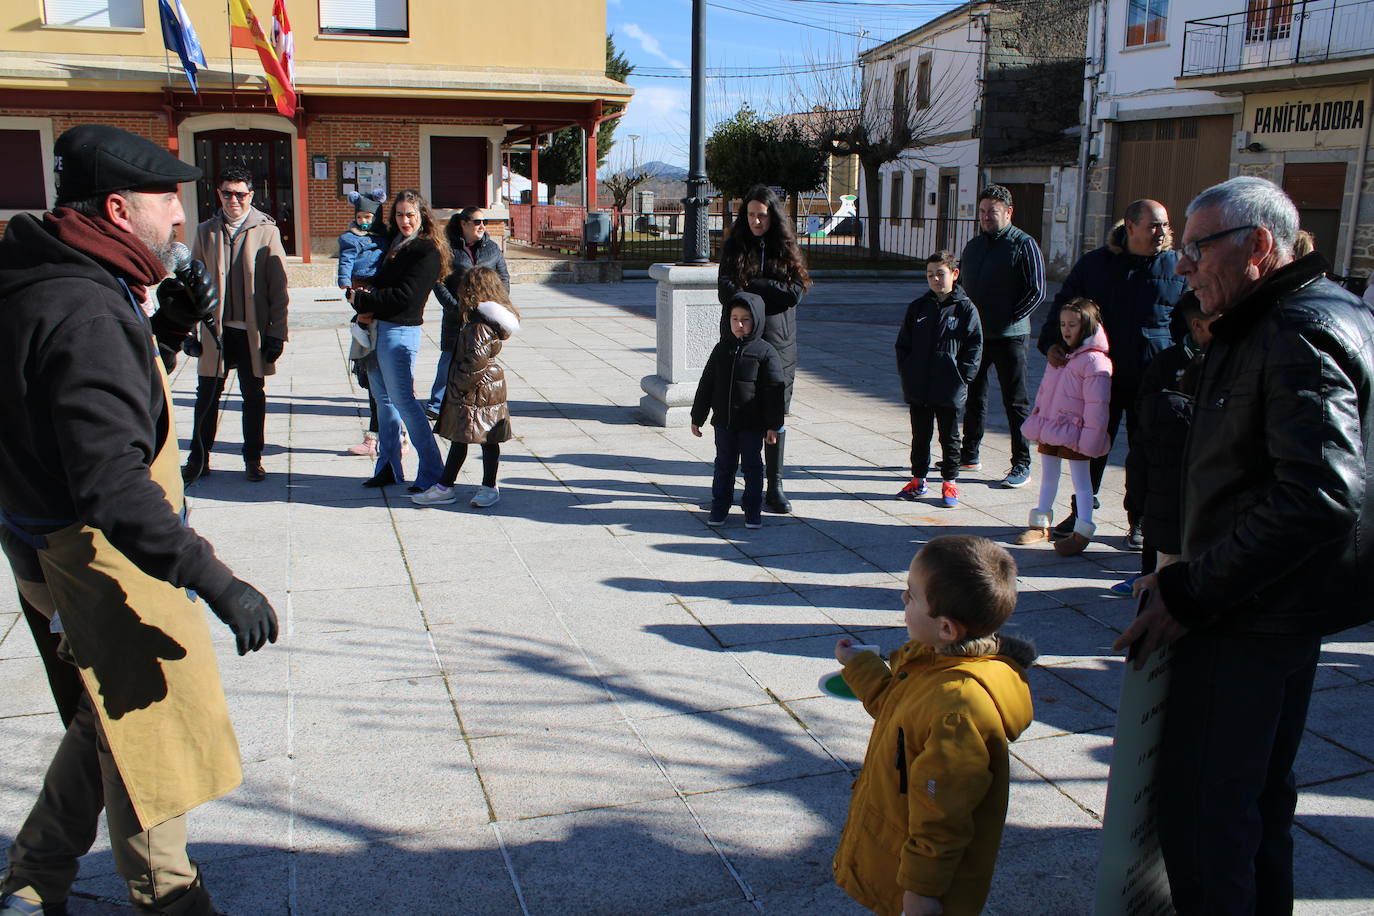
[
  {"xmin": 717, "ymin": 185, "xmax": 811, "ymax": 513},
  {"xmin": 347, "ymin": 189, "xmax": 449, "ymax": 490}
]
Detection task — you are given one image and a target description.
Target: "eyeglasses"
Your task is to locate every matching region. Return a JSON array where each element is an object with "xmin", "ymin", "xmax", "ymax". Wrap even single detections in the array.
[
  {"xmin": 466, "ymin": 218, "xmax": 487, "ymax": 226},
  {"xmin": 218, "ymin": 189, "xmax": 252, "ymax": 201},
  {"xmin": 1180, "ymin": 225, "xmax": 1256, "ymax": 263}
]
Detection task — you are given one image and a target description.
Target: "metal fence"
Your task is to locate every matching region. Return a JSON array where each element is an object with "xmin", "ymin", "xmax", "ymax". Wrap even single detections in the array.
[
  {"xmin": 510, "ymin": 206, "xmax": 981, "ymax": 269},
  {"xmin": 1182, "ymin": 0, "xmax": 1374, "ymax": 76}
]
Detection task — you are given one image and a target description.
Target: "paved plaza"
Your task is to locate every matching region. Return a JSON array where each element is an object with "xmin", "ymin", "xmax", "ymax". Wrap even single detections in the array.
[{"xmin": 1, "ymin": 278, "xmax": 1371, "ymax": 914}]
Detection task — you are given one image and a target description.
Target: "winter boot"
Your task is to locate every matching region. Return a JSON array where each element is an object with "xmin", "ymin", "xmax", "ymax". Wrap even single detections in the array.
[
  {"xmin": 1016, "ymin": 509, "xmax": 1053, "ymax": 545},
  {"xmin": 764, "ymin": 429, "xmax": 791, "ymax": 514},
  {"xmin": 1055, "ymin": 518, "xmax": 1096, "ymax": 557}
]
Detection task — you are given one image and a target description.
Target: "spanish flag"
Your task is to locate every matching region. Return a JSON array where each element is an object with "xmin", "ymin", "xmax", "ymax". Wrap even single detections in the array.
[{"xmin": 229, "ymin": 0, "xmax": 296, "ymax": 118}]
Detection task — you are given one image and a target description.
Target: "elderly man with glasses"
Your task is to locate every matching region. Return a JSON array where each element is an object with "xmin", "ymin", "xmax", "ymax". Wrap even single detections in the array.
[
  {"xmin": 1115, "ymin": 176, "xmax": 1374, "ymax": 914},
  {"xmin": 183, "ymin": 165, "xmax": 289, "ymax": 484}
]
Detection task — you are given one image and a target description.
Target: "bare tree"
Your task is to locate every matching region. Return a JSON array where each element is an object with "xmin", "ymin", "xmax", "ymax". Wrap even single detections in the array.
[
  {"xmin": 791, "ymin": 46, "xmax": 974, "ymax": 256},
  {"xmin": 602, "ymin": 169, "xmax": 651, "ymax": 257}
]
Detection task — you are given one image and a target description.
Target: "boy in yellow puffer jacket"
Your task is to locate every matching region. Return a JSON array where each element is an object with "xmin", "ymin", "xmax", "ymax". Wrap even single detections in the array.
[{"xmin": 833, "ymin": 535, "xmax": 1035, "ymax": 916}]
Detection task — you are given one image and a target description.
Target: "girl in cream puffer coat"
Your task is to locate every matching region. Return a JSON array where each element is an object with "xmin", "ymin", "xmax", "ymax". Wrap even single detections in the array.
[{"xmin": 1019, "ymin": 298, "xmax": 1112, "ymax": 555}]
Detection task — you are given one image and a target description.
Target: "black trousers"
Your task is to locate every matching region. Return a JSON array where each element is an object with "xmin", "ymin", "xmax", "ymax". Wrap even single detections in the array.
[
  {"xmin": 961, "ymin": 335, "xmax": 1031, "ymax": 468},
  {"xmin": 908, "ymin": 404, "xmax": 960, "ymax": 480},
  {"xmin": 1158, "ymin": 631, "xmax": 1321, "ymax": 915},
  {"xmin": 712, "ymin": 427, "xmax": 765, "ymax": 517},
  {"xmin": 187, "ymin": 327, "xmax": 267, "ymax": 467},
  {"xmin": 441, "ymin": 442, "xmax": 500, "ymax": 488},
  {"xmin": 1088, "ymin": 395, "xmax": 1139, "ymax": 520}
]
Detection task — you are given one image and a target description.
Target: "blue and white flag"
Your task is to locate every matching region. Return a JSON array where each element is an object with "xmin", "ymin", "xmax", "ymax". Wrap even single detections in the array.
[{"xmin": 159, "ymin": 0, "xmax": 208, "ymax": 93}]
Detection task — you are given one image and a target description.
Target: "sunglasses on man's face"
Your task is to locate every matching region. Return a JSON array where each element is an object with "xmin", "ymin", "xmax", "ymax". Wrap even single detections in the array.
[{"xmin": 218, "ymin": 189, "xmax": 252, "ymax": 201}]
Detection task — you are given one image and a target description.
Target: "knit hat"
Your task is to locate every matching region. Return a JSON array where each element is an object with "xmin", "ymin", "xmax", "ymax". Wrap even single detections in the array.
[
  {"xmin": 348, "ymin": 189, "xmax": 387, "ymax": 216},
  {"xmin": 54, "ymin": 124, "xmax": 201, "ymax": 203}
]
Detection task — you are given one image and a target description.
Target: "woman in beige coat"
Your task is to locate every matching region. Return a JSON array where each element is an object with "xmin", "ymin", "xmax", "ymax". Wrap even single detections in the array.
[{"xmin": 412, "ymin": 267, "xmax": 520, "ymax": 509}]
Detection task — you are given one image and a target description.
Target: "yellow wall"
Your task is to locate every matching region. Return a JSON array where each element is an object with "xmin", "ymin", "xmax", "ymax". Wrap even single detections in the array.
[{"xmin": 6, "ymin": 0, "xmax": 606, "ymax": 75}]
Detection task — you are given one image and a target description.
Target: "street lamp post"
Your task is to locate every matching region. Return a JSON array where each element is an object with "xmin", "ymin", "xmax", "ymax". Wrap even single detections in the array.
[
  {"xmin": 681, "ymin": 0, "xmax": 709, "ymax": 265},
  {"xmin": 628, "ymin": 134, "xmax": 641, "ymax": 172}
]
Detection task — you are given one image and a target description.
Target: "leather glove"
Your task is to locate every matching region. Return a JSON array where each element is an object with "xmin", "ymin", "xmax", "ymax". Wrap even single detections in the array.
[
  {"xmin": 205, "ymin": 577, "xmax": 279, "ymax": 655},
  {"xmin": 261, "ymin": 336, "xmax": 285, "ymax": 364},
  {"xmin": 154, "ymin": 259, "xmax": 218, "ymax": 335}
]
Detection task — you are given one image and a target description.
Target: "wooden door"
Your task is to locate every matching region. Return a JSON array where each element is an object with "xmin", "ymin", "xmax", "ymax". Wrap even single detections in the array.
[
  {"xmin": 936, "ymin": 174, "xmax": 958, "ymax": 250},
  {"xmin": 1000, "ymin": 182, "xmax": 1045, "ymax": 249},
  {"xmin": 430, "ymin": 137, "xmax": 488, "ymax": 209},
  {"xmin": 1113, "ymin": 115, "xmax": 1233, "ymax": 237},
  {"xmin": 1284, "ymin": 161, "xmax": 1346, "ymax": 260},
  {"xmin": 193, "ymin": 129, "xmax": 296, "ymax": 254}
]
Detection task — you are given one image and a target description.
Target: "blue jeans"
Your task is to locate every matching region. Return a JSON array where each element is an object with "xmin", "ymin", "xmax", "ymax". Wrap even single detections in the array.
[
  {"xmin": 711, "ymin": 427, "xmax": 764, "ymax": 519},
  {"xmin": 366, "ymin": 321, "xmax": 444, "ymax": 488},
  {"xmin": 426, "ymin": 350, "xmax": 452, "ymax": 415}
]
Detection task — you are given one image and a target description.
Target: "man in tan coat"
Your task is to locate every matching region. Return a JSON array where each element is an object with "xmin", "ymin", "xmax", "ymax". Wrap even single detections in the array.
[{"xmin": 183, "ymin": 165, "xmax": 289, "ymax": 484}]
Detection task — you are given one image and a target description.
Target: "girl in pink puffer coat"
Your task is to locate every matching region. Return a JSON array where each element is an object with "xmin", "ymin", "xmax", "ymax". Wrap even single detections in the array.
[{"xmin": 1018, "ymin": 298, "xmax": 1112, "ymax": 556}]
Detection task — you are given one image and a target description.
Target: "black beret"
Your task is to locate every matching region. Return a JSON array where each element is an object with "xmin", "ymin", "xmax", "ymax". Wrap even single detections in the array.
[{"xmin": 54, "ymin": 124, "xmax": 202, "ymax": 202}]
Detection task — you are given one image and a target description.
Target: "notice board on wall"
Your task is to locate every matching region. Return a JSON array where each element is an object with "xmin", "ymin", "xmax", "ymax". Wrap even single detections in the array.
[{"xmin": 338, "ymin": 157, "xmax": 388, "ymax": 199}]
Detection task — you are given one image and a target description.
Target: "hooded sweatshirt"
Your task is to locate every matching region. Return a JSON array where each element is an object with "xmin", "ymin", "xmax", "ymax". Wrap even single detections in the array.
[
  {"xmin": 691, "ymin": 292, "xmax": 786, "ymax": 432},
  {"xmin": 834, "ymin": 634, "xmax": 1037, "ymax": 916},
  {"xmin": 0, "ymin": 213, "xmax": 233, "ymax": 597},
  {"xmin": 1021, "ymin": 325, "xmax": 1113, "ymax": 458}
]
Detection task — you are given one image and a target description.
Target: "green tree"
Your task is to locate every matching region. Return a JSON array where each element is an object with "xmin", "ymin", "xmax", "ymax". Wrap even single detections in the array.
[
  {"xmin": 599, "ymin": 34, "xmax": 633, "ymax": 169},
  {"xmin": 706, "ymin": 106, "xmax": 827, "ymax": 229}
]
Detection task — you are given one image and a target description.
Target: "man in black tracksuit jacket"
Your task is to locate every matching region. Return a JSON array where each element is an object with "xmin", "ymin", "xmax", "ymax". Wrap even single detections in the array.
[
  {"xmin": 958, "ymin": 185, "xmax": 1045, "ymax": 487},
  {"xmin": 692, "ymin": 292, "xmax": 785, "ymax": 526}
]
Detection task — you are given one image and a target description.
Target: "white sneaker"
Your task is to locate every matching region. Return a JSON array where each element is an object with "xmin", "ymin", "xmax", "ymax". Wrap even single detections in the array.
[
  {"xmin": 411, "ymin": 484, "xmax": 457, "ymax": 506},
  {"xmin": 470, "ymin": 485, "xmax": 500, "ymax": 508}
]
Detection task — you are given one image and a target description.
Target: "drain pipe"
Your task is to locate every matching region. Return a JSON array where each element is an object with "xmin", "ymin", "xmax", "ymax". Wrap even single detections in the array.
[
  {"xmin": 1338, "ymin": 77, "xmax": 1373, "ymax": 279},
  {"xmin": 1074, "ymin": 0, "xmax": 1108, "ymax": 256}
]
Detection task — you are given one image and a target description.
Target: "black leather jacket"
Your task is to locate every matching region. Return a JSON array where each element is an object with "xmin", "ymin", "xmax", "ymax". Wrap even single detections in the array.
[{"xmin": 1157, "ymin": 254, "xmax": 1374, "ymax": 637}]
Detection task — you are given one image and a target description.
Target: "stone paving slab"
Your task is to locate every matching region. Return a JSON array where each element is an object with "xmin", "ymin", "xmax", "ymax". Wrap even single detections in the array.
[{"xmin": 1, "ymin": 280, "xmax": 1371, "ymax": 914}]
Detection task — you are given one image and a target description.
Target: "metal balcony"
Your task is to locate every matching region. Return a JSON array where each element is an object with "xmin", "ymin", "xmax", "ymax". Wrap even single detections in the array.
[{"xmin": 1181, "ymin": 0, "xmax": 1374, "ymax": 77}]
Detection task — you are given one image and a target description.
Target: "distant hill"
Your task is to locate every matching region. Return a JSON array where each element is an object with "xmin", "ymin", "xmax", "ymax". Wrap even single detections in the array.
[{"xmin": 613, "ymin": 160, "xmax": 687, "ymax": 181}]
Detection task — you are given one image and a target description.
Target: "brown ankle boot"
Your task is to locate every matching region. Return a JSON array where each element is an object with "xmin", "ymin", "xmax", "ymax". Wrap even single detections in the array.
[
  {"xmin": 1054, "ymin": 520, "xmax": 1096, "ymax": 556},
  {"xmin": 1015, "ymin": 509, "xmax": 1053, "ymax": 545}
]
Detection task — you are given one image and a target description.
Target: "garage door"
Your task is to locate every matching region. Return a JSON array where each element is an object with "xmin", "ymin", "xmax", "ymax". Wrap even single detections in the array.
[{"xmin": 1113, "ymin": 115, "xmax": 1233, "ymax": 231}]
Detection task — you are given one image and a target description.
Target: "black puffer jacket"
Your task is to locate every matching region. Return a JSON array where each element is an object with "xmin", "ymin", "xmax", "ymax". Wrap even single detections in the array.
[
  {"xmin": 895, "ymin": 286, "xmax": 983, "ymax": 409},
  {"xmin": 1156, "ymin": 254, "xmax": 1374, "ymax": 636},
  {"xmin": 692, "ymin": 292, "xmax": 786, "ymax": 432},
  {"xmin": 1124, "ymin": 340, "xmax": 1201, "ymax": 555},
  {"xmin": 440, "ymin": 235, "xmax": 509, "ymax": 351},
  {"xmin": 1036, "ymin": 228, "xmax": 1186, "ymax": 404},
  {"xmin": 718, "ymin": 242, "xmax": 805, "ymax": 412}
]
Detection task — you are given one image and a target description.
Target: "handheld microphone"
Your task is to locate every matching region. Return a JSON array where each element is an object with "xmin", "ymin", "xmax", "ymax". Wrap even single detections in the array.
[
  {"xmin": 171, "ymin": 241, "xmax": 193, "ymax": 275},
  {"xmin": 169, "ymin": 242, "xmax": 220, "ymax": 351}
]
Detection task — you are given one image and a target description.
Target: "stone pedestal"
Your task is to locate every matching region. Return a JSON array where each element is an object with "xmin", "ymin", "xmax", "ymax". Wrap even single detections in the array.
[{"xmin": 639, "ymin": 262, "xmax": 720, "ymax": 426}]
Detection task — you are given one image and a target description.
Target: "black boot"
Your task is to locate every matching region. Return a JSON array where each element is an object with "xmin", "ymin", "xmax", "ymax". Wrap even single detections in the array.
[{"xmin": 764, "ymin": 430, "xmax": 791, "ymax": 514}]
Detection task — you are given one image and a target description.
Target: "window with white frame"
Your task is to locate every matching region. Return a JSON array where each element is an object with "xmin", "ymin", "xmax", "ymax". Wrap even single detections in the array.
[
  {"xmin": 1125, "ymin": 0, "xmax": 1168, "ymax": 46},
  {"xmin": 319, "ymin": 0, "xmax": 408, "ymax": 36},
  {"xmin": 44, "ymin": 0, "xmax": 143, "ymax": 28},
  {"xmin": 890, "ymin": 171, "xmax": 904, "ymax": 226}
]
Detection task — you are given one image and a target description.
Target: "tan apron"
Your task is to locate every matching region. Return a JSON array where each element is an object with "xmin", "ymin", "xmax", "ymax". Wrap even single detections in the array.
[{"xmin": 30, "ymin": 358, "xmax": 242, "ymax": 830}]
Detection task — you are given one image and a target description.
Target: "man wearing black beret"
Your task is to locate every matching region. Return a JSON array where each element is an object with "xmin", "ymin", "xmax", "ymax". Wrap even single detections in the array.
[{"xmin": 0, "ymin": 123, "xmax": 278, "ymax": 916}]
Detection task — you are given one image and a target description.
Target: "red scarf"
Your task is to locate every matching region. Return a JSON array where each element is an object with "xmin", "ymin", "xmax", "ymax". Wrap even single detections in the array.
[{"xmin": 44, "ymin": 207, "xmax": 168, "ymax": 302}]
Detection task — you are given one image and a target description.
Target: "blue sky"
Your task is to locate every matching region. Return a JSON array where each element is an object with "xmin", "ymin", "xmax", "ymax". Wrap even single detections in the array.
[{"xmin": 607, "ymin": 0, "xmax": 964, "ymax": 169}]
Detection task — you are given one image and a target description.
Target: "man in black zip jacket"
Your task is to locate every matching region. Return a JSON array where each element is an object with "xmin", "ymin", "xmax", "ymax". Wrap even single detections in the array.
[
  {"xmin": 958, "ymin": 185, "xmax": 1045, "ymax": 489},
  {"xmin": 1116, "ymin": 177, "xmax": 1374, "ymax": 915},
  {"xmin": 691, "ymin": 292, "xmax": 785, "ymax": 529}
]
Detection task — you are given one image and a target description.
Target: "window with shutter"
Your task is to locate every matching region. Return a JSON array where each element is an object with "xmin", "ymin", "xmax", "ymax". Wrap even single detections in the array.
[
  {"xmin": 0, "ymin": 131, "xmax": 47, "ymax": 210},
  {"xmin": 319, "ymin": 0, "xmax": 408, "ymax": 36},
  {"xmin": 44, "ymin": 0, "xmax": 144, "ymax": 28}
]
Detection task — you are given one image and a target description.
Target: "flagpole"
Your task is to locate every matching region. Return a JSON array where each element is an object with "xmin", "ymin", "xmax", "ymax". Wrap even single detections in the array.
[{"xmin": 226, "ymin": 0, "xmax": 237, "ymax": 107}]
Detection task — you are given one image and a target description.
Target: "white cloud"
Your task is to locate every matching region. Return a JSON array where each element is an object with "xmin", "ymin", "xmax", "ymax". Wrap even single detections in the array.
[{"xmin": 622, "ymin": 22, "xmax": 687, "ymax": 70}]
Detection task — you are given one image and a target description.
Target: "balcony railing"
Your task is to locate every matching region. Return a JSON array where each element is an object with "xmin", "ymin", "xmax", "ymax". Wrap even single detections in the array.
[{"xmin": 1181, "ymin": 0, "xmax": 1374, "ymax": 76}]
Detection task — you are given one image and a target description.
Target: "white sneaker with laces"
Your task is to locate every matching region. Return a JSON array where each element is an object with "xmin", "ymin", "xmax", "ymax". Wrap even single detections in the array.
[
  {"xmin": 411, "ymin": 484, "xmax": 457, "ymax": 506},
  {"xmin": 471, "ymin": 485, "xmax": 501, "ymax": 508}
]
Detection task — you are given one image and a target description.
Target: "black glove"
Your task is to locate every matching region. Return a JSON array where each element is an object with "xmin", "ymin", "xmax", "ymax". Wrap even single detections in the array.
[
  {"xmin": 205, "ymin": 577, "xmax": 279, "ymax": 655},
  {"xmin": 155, "ymin": 259, "xmax": 218, "ymax": 335},
  {"xmin": 261, "ymin": 336, "xmax": 285, "ymax": 364}
]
